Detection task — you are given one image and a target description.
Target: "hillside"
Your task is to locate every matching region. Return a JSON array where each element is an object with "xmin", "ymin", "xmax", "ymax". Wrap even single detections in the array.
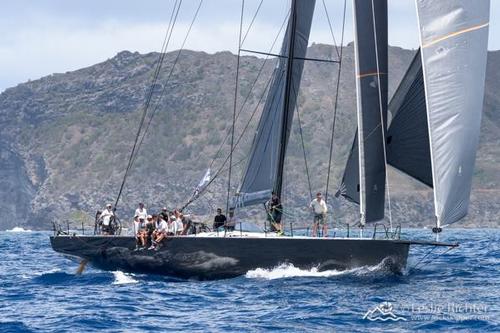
[{"xmin": 0, "ymin": 44, "xmax": 498, "ymax": 230}]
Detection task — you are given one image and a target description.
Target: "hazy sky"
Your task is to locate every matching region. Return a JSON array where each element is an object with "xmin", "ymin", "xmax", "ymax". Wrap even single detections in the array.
[{"xmin": 0, "ymin": 0, "xmax": 498, "ymax": 92}]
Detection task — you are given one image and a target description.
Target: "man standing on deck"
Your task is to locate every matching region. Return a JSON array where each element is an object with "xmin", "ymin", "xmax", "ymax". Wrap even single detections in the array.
[
  {"xmin": 310, "ymin": 192, "xmax": 328, "ymax": 237},
  {"xmin": 99, "ymin": 204, "xmax": 114, "ymax": 235},
  {"xmin": 266, "ymin": 193, "xmax": 283, "ymax": 236},
  {"xmin": 213, "ymin": 208, "xmax": 227, "ymax": 230}
]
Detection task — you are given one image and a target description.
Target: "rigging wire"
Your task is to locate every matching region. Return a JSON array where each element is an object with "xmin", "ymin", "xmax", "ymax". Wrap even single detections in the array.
[
  {"xmin": 292, "ymin": 84, "xmax": 313, "ymax": 202},
  {"xmin": 226, "ymin": 0, "xmax": 246, "ymax": 214},
  {"xmin": 240, "ymin": 0, "xmax": 264, "ymax": 47},
  {"xmin": 130, "ymin": 0, "xmax": 204, "ymax": 169},
  {"xmin": 207, "ymin": 10, "xmax": 290, "ymax": 172},
  {"xmin": 370, "ymin": 0, "xmax": 393, "ymax": 231},
  {"xmin": 322, "ymin": 0, "xmax": 340, "ymax": 60},
  {"xmin": 324, "ymin": 0, "xmax": 347, "ymax": 203},
  {"xmin": 181, "ymin": 65, "xmax": 277, "ymax": 210},
  {"xmin": 113, "ymin": 0, "xmax": 183, "ymax": 209}
]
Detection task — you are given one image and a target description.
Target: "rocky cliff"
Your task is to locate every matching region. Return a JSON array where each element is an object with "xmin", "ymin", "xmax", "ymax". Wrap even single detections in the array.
[{"xmin": 0, "ymin": 45, "xmax": 498, "ymax": 230}]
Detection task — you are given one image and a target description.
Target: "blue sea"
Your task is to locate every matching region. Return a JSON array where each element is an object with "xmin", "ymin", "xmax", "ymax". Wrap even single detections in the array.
[{"xmin": 0, "ymin": 229, "xmax": 498, "ymax": 332}]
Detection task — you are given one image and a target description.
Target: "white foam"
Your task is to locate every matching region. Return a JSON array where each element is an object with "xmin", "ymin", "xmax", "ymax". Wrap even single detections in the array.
[
  {"xmin": 245, "ymin": 264, "xmax": 355, "ymax": 280},
  {"xmin": 6, "ymin": 227, "xmax": 32, "ymax": 233},
  {"xmin": 112, "ymin": 271, "xmax": 138, "ymax": 285},
  {"xmin": 23, "ymin": 268, "xmax": 62, "ymax": 278},
  {"xmin": 245, "ymin": 261, "xmax": 392, "ymax": 280}
]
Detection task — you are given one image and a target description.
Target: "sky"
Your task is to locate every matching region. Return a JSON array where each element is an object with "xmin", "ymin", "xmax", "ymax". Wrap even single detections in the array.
[{"xmin": 0, "ymin": 0, "xmax": 498, "ymax": 92}]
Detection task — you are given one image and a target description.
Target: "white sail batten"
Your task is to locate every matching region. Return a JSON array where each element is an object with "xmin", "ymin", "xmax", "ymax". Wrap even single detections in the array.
[{"xmin": 415, "ymin": 0, "xmax": 490, "ymax": 227}]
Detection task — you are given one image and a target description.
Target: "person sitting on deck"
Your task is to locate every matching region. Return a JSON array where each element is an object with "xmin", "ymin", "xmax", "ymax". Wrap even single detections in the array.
[
  {"xmin": 145, "ymin": 215, "xmax": 156, "ymax": 247},
  {"xmin": 150, "ymin": 216, "xmax": 169, "ymax": 250},
  {"xmin": 266, "ymin": 193, "xmax": 283, "ymax": 236},
  {"xmin": 166, "ymin": 215, "xmax": 176, "ymax": 236},
  {"xmin": 213, "ymin": 208, "xmax": 227, "ymax": 231},
  {"xmin": 159, "ymin": 207, "xmax": 170, "ymax": 223},
  {"xmin": 99, "ymin": 204, "xmax": 114, "ymax": 235},
  {"xmin": 174, "ymin": 210, "xmax": 184, "ymax": 235},
  {"xmin": 135, "ymin": 217, "xmax": 148, "ymax": 249},
  {"xmin": 180, "ymin": 214, "xmax": 194, "ymax": 235},
  {"xmin": 150, "ymin": 214, "xmax": 164, "ymax": 245},
  {"xmin": 310, "ymin": 192, "xmax": 328, "ymax": 237}
]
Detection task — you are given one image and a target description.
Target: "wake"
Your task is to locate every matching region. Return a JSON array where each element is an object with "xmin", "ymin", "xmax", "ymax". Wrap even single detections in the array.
[
  {"xmin": 6, "ymin": 227, "xmax": 32, "ymax": 233},
  {"xmin": 112, "ymin": 271, "xmax": 138, "ymax": 285},
  {"xmin": 245, "ymin": 262, "xmax": 391, "ymax": 280}
]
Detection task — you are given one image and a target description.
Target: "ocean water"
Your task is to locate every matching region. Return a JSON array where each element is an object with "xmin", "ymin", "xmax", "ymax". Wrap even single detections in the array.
[{"xmin": 0, "ymin": 229, "xmax": 498, "ymax": 332}]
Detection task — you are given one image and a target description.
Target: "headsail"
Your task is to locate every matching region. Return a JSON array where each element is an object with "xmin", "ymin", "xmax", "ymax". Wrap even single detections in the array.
[
  {"xmin": 415, "ymin": 0, "xmax": 490, "ymax": 227},
  {"xmin": 233, "ymin": 0, "xmax": 315, "ymax": 208},
  {"xmin": 386, "ymin": 49, "xmax": 433, "ymax": 187},
  {"xmin": 339, "ymin": 0, "xmax": 388, "ymax": 224}
]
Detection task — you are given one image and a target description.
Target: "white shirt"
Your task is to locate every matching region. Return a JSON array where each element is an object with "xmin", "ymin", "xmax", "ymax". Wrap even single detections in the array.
[
  {"xmin": 157, "ymin": 220, "xmax": 168, "ymax": 232},
  {"xmin": 175, "ymin": 218, "xmax": 183, "ymax": 234},
  {"xmin": 100, "ymin": 208, "xmax": 114, "ymax": 226},
  {"xmin": 310, "ymin": 198, "xmax": 328, "ymax": 215},
  {"xmin": 135, "ymin": 207, "xmax": 147, "ymax": 220}
]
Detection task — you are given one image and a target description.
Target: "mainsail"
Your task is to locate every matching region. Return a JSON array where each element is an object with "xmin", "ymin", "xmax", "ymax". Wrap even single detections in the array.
[
  {"xmin": 233, "ymin": 0, "xmax": 315, "ymax": 208},
  {"xmin": 415, "ymin": 0, "xmax": 490, "ymax": 227},
  {"xmin": 339, "ymin": 0, "xmax": 388, "ymax": 224}
]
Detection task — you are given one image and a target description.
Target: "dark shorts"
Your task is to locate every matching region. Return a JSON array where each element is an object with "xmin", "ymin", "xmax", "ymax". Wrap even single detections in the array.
[
  {"xmin": 268, "ymin": 211, "xmax": 282, "ymax": 223},
  {"xmin": 314, "ymin": 213, "xmax": 326, "ymax": 225}
]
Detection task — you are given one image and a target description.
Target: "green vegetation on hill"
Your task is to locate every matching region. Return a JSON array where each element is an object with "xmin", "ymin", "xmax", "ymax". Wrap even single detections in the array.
[{"xmin": 0, "ymin": 45, "xmax": 498, "ymax": 230}]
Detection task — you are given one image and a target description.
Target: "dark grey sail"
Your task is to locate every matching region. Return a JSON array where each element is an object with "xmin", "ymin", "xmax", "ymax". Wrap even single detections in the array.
[
  {"xmin": 339, "ymin": 0, "xmax": 388, "ymax": 224},
  {"xmin": 338, "ymin": 50, "xmax": 433, "ymax": 202},
  {"xmin": 234, "ymin": 0, "xmax": 315, "ymax": 208},
  {"xmin": 386, "ymin": 49, "xmax": 432, "ymax": 187},
  {"xmin": 415, "ymin": 0, "xmax": 490, "ymax": 227}
]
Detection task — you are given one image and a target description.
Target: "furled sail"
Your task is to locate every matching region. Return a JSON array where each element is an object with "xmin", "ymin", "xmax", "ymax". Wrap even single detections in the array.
[
  {"xmin": 386, "ymin": 49, "xmax": 433, "ymax": 187},
  {"xmin": 415, "ymin": 0, "xmax": 490, "ymax": 227},
  {"xmin": 338, "ymin": 0, "xmax": 388, "ymax": 224},
  {"xmin": 233, "ymin": 0, "xmax": 315, "ymax": 208}
]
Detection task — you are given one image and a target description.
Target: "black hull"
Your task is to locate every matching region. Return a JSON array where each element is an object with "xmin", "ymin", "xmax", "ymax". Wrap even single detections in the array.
[{"xmin": 50, "ymin": 235, "xmax": 410, "ymax": 280}]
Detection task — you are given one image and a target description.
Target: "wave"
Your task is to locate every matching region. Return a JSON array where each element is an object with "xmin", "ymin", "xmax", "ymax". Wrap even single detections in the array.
[
  {"xmin": 112, "ymin": 271, "xmax": 138, "ymax": 285},
  {"xmin": 6, "ymin": 227, "xmax": 32, "ymax": 233},
  {"xmin": 245, "ymin": 261, "xmax": 393, "ymax": 280}
]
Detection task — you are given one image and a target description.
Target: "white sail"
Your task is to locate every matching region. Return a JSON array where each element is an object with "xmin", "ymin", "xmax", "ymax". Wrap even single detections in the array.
[{"xmin": 415, "ymin": 0, "xmax": 490, "ymax": 227}]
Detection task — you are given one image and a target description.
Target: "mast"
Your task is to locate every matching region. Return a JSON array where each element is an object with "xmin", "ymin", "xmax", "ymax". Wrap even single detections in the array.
[
  {"xmin": 233, "ymin": 0, "xmax": 315, "ymax": 209},
  {"xmin": 274, "ymin": 0, "xmax": 298, "ymax": 199}
]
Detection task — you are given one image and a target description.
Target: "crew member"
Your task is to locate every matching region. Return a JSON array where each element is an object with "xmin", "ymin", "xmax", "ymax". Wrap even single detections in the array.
[
  {"xmin": 213, "ymin": 208, "xmax": 227, "ymax": 230},
  {"xmin": 99, "ymin": 204, "xmax": 114, "ymax": 235},
  {"xmin": 266, "ymin": 193, "xmax": 283, "ymax": 236},
  {"xmin": 134, "ymin": 202, "xmax": 147, "ymax": 221},
  {"xmin": 310, "ymin": 192, "xmax": 328, "ymax": 237}
]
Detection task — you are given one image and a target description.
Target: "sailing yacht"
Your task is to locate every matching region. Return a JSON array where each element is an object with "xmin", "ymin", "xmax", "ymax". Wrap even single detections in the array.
[{"xmin": 50, "ymin": 0, "xmax": 491, "ymax": 280}]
